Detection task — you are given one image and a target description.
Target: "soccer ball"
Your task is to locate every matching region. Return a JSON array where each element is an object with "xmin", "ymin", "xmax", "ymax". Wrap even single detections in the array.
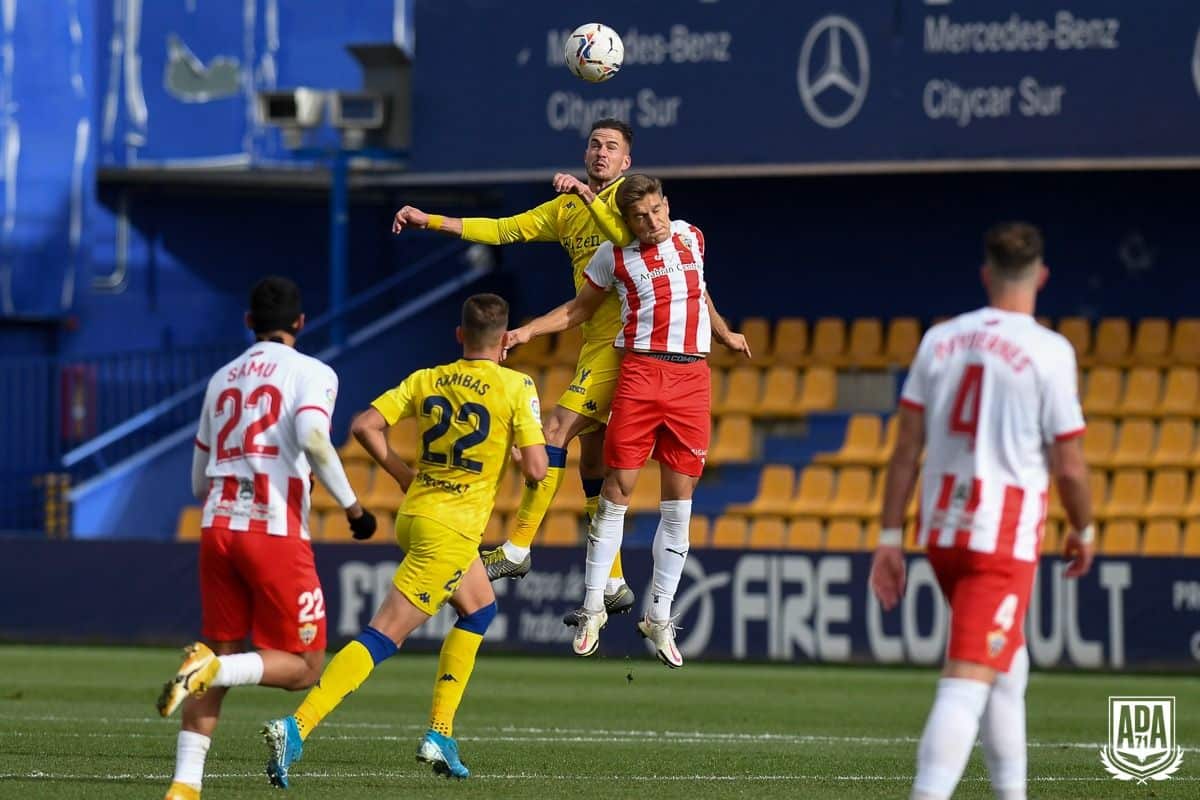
[{"xmin": 564, "ymin": 23, "xmax": 624, "ymax": 83}]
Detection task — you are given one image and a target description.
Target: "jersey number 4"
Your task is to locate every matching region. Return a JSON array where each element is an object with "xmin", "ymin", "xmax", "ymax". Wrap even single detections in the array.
[
  {"xmin": 215, "ymin": 385, "xmax": 283, "ymax": 461},
  {"xmin": 420, "ymin": 395, "xmax": 491, "ymax": 473},
  {"xmin": 949, "ymin": 364, "xmax": 984, "ymax": 439}
]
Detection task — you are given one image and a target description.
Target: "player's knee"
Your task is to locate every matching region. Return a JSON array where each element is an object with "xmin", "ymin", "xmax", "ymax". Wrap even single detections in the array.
[{"xmin": 454, "ymin": 601, "xmax": 498, "ymax": 635}]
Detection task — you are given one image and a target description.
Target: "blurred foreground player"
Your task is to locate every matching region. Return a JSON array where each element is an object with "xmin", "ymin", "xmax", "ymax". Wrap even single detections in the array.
[
  {"xmin": 505, "ymin": 175, "xmax": 749, "ymax": 667},
  {"xmin": 869, "ymin": 223, "xmax": 1095, "ymax": 800},
  {"xmin": 262, "ymin": 294, "xmax": 547, "ymax": 785},
  {"xmin": 159, "ymin": 277, "xmax": 376, "ymax": 800}
]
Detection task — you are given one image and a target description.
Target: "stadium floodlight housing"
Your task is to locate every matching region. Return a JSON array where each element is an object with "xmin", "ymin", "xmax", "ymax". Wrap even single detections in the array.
[
  {"xmin": 256, "ymin": 88, "xmax": 326, "ymax": 148},
  {"xmin": 328, "ymin": 91, "xmax": 387, "ymax": 150}
]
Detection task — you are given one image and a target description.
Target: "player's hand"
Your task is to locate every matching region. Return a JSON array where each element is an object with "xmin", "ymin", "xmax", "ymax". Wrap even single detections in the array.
[
  {"xmin": 869, "ymin": 546, "xmax": 906, "ymax": 611},
  {"xmin": 502, "ymin": 327, "xmax": 532, "ymax": 360},
  {"xmin": 1062, "ymin": 528, "xmax": 1096, "ymax": 578},
  {"xmin": 392, "ymin": 205, "xmax": 429, "ymax": 233},
  {"xmin": 346, "ymin": 504, "xmax": 378, "ymax": 540},
  {"xmin": 723, "ymin": 332, "xmax": 752, "ymax": 359},
  {"xmin": 552, "ymin": 172, "xmax": 587, "ymax": 195}
]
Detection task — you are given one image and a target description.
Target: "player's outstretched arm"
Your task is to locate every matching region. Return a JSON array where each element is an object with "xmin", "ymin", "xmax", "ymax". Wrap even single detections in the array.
[
  {"xmin": 870, "ymin": 406, "xmax": 924, "ymax": 610},
  {"xmin": 351, "ymin": 407, "xmax": 415, "ymax": 492},
  {"xmin": 503, "ymin": 283, "xmax": 608, "ymax": 356},
  {"xmin": 1052, "ymin": 437, "xmax": 1095, "ymax": 578},
  {"xmin": 705, "ymin": 294, "xmax": 751, "ymax": 358},
  {"xmin": 393, "ymin": 198, "xmax": 559, "ymax": 246}
]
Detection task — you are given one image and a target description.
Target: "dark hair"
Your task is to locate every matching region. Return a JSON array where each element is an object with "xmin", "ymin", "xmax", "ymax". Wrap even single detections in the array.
[
  {"xmin": 248, "ymin": 276, "xmax": 302, "ymax": 334},
  {"xmin": 616, "ymin": 174, "xmax": 664, "ymax": 215},
  {"xmin": 589, "ymin": 117, "xmax": 634, "ymax": 148},
  {"xmin": 461, "ymin": 293, "xmax": 509, "ymax": 347},
  {"xmin": 984, "ymin": 222, "xmax": 1044, "ymax": 279}
]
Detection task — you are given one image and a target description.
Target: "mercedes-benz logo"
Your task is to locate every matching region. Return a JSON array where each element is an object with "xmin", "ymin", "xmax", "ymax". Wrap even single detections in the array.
[{"xmin": 797, "ymin": 15, "xmax": 870, "ymax": 129}]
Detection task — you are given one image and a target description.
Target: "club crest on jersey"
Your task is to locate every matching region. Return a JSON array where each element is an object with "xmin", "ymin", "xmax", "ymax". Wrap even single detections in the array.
[
  {"xmin": 987, "ymin": 628, "xmax": 1006, "ymax": 658},
  {"xmin": 298, "ymin": 623, "xmax": 318, "ymax": 645},
  {"xmin": 1101, "ymin": 697, "xmax": 1184, "ymax": 783},
  {"xmin": 325, "ymin": 387, "xmax": 336, "ymax": 403}
]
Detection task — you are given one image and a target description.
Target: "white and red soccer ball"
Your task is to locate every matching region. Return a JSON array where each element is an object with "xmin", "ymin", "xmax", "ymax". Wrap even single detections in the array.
[{"xmin": 564, "ymin": 23, "xmax": 624, "ymax": 83}]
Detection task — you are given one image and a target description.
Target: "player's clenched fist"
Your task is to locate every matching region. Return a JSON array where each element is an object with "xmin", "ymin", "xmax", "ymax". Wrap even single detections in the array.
[
  {"xmin": 392, "ymin": 205, "xmax": 429, "ymax": 233},
  {"xmin": 869, "ymin": 546, "xmax": 907, "ymax": 611},
  {"xmin": 501, "ymin": 327, "xmax": 532, "ymax": 361}
]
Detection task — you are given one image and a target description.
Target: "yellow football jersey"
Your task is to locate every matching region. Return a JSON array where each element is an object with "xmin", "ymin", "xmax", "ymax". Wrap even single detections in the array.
[
  {"xmin": 460, "ymin": 178, "xmax": 633, "ymax": 343},
  {"xmin": 371, "ymin": 358, "xmax": 545, "ymax": 540}
]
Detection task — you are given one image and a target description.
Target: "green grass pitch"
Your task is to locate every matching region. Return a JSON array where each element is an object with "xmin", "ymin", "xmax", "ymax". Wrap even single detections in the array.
[{"xmin": 0, "ymin": 644, "xmax": 1196, "ymax": 798}]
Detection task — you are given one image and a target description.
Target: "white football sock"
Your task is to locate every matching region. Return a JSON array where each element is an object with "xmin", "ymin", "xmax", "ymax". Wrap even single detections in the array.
[
  {"xmin": 172, "ymin": 730, "xmax": 211, "ymax": 789},
  {"xmin": 605, "ymin": 576, "xmax": 626, "ymax": 594},
  {"xmin": 211, "ymin": 652, "xmax": 264, "ymax": 688},
  {"xmin": 583, "ymin": 498, "xmax": 627, "ymax": 612},
  {"xmin": 501, "ymin": 541, "xmax": 530, "ymax": 562},
  {"xmin": 911, "ymin": 677, "xmax": 991, "ymax": 800},
  {"xmin": 982, "ymin": 648, "xmax": 1029, "ymax": 800},
  {"xmin": 649, "ymin": 499, "xmax": 692, "ymax": 622}
]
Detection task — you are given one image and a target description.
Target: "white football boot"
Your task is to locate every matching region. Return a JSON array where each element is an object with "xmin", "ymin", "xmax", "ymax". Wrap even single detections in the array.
[
  {"xmin": 637, "ymin": 615, "xmax": 683, "ymax": 668},
  {"xmin": 570, "ymin": 608, "xmax": 607, "ymax": 657}
]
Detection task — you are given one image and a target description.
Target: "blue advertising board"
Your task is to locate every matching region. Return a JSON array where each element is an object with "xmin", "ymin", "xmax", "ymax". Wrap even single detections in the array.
[{"xmin": 4, "ymin": 540, "xmax": 1199, "ymax": 671}]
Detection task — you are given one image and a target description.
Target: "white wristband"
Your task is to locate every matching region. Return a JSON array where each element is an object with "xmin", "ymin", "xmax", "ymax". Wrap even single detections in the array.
[
  {"xmin": 1077, "ymin": 524, "xmax": 1095, "ymax": 545},
  {"xmin": 878, "ymin": 527, "xmax": 903, "ymax": 548}
]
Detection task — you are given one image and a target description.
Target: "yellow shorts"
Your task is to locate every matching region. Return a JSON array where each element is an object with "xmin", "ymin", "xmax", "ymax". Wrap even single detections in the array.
[
  {"xmin": 392, "ymin": 513, "xmax": 478, "ymax": 616},
  {"xmin": 555, "ymin": 337, "xmax": 622, "ymax": 426}
]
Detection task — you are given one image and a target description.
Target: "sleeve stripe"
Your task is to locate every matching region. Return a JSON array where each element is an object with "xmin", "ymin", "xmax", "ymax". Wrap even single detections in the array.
[
  {"xmin": 898, "ymin": 398, "xmax": 925, "ymax": 412},
  {"xmin": 1054, "ymin": 426, "xmax": 1086, "ymax": 442},
  {"xmin": 194, "ymin": 438, "xmax": 210, "ymax": 452},
  {"xmin": 296, "ymin": 405, "xmax": 331, "ymax": 420},
  {"xmin": 583, "ymin": 273, "xmax": 605, "ymax": 291}
]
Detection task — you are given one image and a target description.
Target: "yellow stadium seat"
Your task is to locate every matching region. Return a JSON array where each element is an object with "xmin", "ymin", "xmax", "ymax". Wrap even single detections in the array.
[
  {"xmin": 551, "ymin": 473, "xmax": 587, "ymax": 514},
  {"xmin": 627, "ymin": 461, "xmax": 662, "ymax": 513},
  {"xmin": 505, "ymin": 324, "xmax": 551, "ymax": 368},
  {"xmin": 1040, "ymin": 519, "xmax": 1061, "ymax": 556},
  {"xmin": 742, "ymin": 317, "xmax": 773, "ymax": 367},
  {"xmin": 789, "ymin": 465, "xmax": 835, "ymax": 516},
  {"xmin": 707, "ymin": 414, "xmax": 753, "ymax": 465},
  {"xmin": 541, "ymin": 511, "xmax": 581, "ymax": 546},
  {"xmin": 1101, "ymin": 469, "xmax": 1147, "ymax": 519},
  {"xmin": 1100, "ymin": 520, "xmax": 1140, "ymax": 555},
  {"xmin": 866, "ymin": 415, "xmax": 900, "ymax": 468},
  {"xmin": 336, "ymin": 434, "xmax": 372, "ymax": 464},
  {"xmin": 386, "ymin": 416, "xmax": 420, "ymax": 463},
  {"xmin": 796, "ymin": 367, "xmax": 837, "ymax": 414},
  {"xmin": 824, "ymin": 519, "xmax": 863, "ymax": 551},
  {"xmin": 1057, "ymin": 317, "xmax": 1092, "ymax": 364},
  {"xmin": 814, "ymin": 414, "xmax": 882, "ymax": 466},
  {"xmin": 1082, "ymin": 419, "xmax": 1116, "ymax": 469},
  {"xmin": 547, "ymin": 326, "xmax": 584, "ymax": 367},
  {"xmin": 482, "ymin": 513, "xmax": 506, "ymax": 546},
  {"xmin": 363, "ymin": 473, "xmax": 406, "ymax": 513},
  {"xmin": 689, "ymin": 515, "xmax": 710, "ymax": 548},
  {"xmin": 1117, "ymin": 368, "xmax": 1161, "ymax": 417},
  {"xmin": 809, "ymin": 318, "xmax": 847, "ymax": 366},
  {"xmin": 786, "ymin": 518, "xmax": 822, "ymax": 550},
  {"xmin": 1151, "ymin": 418, "xmax": 1196, "ymax": 468},
  {"xmin": 1046, "ymin": 480, "xmax": 1065, "ymax": 523},
  {"xmin": 307, "ymin": 511, "xmax": 329, "ymax": 541},
  {"xmin": 491, "ymin": 469, "xmax": 523, "ymax": 514},
  {"xmin": 715, "ymin": 366, "xmax": 762, "ymax": 416},
  {"xmin": 1108, "ymin": 419, "xmax": 1155, "ymax": 469},
  {"xmin": 709, "ymin": 368, "xmax": 726, "ymax": 414},
  {"xmin": 1157, "ymin": 368, "xmax": 1199, "ymax": 417},
  {"xmin": 1131, "ymin": 318, "xmax": 1171, "ymax": 368},
  {"xmin": 538, "ymin": 366, "xmax": 575, "ymax": 413},
  {"xmin": 1141, "ymin": 520, "xmax": 1181, "ymax": 556},
  {"xmin": 1089, "ymin": 470, "xmax": 1109, "ymax": 516},
  {"xmin": 773, "ymin": 318, "xmax": 809, "ymax": 367},
  {"xmin": 728, "ymin": 464, "xmax": 796, "ymax": 516},
  {"xmin": 710, "ymin": 515, "xmax": 748, "ymax": 548},
  {"xmin": 1081, "ymin": 367, "xmax": 1121, "ymax": 418},
  {"xmin": 1093, "ymin": 318, "xmax": 1131, "ymax": 367},
  {"xmin": 1170, "ymin": 319, "xmax": 1200, "ymax": 366},
  {"xmin": 1145, "ymin": 469, "xmax": 1189, "ymax": 518},
  {"xmin": 311, "ymin": 461, "xmax": 374, "ymax": 511},
  {"xmin": 885, "ymin": 318, "xmax": 921, "ymax": 367},
  {"xmin": 862, "ymin": 521, "xmax": 881, "ymax": 550},
  {"xmin": 176, "ymin": 506, "xmax": 203, "ymax": 541},
  {"xmin": 748, "ymin": 517, "xmax": 787, "ymax": 549},
  {"xmin": 846, "ymin": 318, "xmax": 886, "ymax": 369},
  {"xmin": 320, "ymin": 509, "xmax": 350, "ymax": 541},
  {"xmin": 755, "ymin": 366, "xmax": 803, "ymax": 418},
  {"xmin": 828, "ymin": 467, "xmax": 873, "ymax": 518},
  {"xmin": 1184, "ymin": 473, "xmax": 1200, "ymax": 517},
  {"xmin": 1182, "ymin": 520, "xmax": 1200, "ymax": 556}
]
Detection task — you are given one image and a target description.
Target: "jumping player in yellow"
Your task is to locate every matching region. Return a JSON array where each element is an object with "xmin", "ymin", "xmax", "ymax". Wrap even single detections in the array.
[
  {"xmin": 392, "ymin": 118, "xmax": 637, "ymax": 619},
  {"xmin": 262, "ymin": 294, "xmax": 547, "ymax": 785}
]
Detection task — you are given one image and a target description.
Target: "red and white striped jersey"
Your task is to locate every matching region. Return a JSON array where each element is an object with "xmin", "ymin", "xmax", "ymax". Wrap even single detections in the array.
[
  {"xmin": 901, "ymin": 308, "xmax": 1085, "ymax": 562},
  {"xmin": 194, "ymin": 341, "xmax": 340, "ymax": 539},
  {"xmin": 584, "ymin": 219, "xmax": 711, "ymax": 354}
]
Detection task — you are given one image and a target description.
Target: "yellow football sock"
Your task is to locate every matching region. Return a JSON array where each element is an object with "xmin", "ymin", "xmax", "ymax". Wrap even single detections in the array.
[
  {"xmin": 509, "ymin": 452, "xmax": 566, "ymax": 549},
  {"xmin": 429, "ymin": 628, "xmax": 484, "ymax": 737},
  {"xmin": 294, "ymin": 640, "xmax": 375, "ymax": 740},
  {"xmin": 609, "ymin": 550, "xmax": 625, "ymax": 582}
]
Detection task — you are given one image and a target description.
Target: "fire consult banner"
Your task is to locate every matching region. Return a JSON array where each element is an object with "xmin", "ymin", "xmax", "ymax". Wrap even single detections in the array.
[
  {"xmin": 409, "ymin": 0, "xmax": 1200, "ymax": 173},
  {"xmin": 3, "ymin": 540, "xmax": 1200, "ymax": 670}
]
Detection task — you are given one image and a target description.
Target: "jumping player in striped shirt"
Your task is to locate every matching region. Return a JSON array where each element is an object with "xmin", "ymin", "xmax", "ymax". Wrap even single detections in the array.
[
  {"xmin": 157, "ymin": 277, "xmax": 376, "ymax": 800},
  {"xmin": 504, "ymin": 175, "xmax": 751, "ymax": 667},
  {"xmin": 869, "ymin": 222, "xmax": 1095, "ymax": 800}
]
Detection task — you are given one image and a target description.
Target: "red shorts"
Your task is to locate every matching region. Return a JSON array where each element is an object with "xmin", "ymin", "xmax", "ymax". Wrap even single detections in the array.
[
  {"xmin": 604, "ymin": 353, "xmax": 711, "ymax": 477},
  {"xmin": 927, "ymin": 545, "xmax": 1037, "ymax": 673},
  {"xmin": 199, "ymin": 527, "xmax": 327, "ymax": 653}
]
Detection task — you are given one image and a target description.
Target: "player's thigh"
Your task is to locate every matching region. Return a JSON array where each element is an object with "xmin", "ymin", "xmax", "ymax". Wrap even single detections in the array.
[
  {"xmin": 556, "ymin": 338, "xmax": 622, "ymax": 428},
  {"xmin": 655, "ymin": 361, "xmax": 712, "ymax": 478},
  {"xmin": 941, "ymin": 553, "xmax": 1037, "ymax": 672},
  {"xmin": 604, "ymin": 358, "xmax": 664, "ymax": 470},
  {"xmin": 232, "ymin": 533, "xmax": 327, "ymax": 653},
  {"xmin": 391, "ymin": 514, "xmax": 481, "ymax": 617},
  {"xmin": 199, "ymin": 527, "xmax": 253, "ymax": 643},
  {"xmin": 659, "ymin": 464, "xmax": 701, "ymax": 501}
]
